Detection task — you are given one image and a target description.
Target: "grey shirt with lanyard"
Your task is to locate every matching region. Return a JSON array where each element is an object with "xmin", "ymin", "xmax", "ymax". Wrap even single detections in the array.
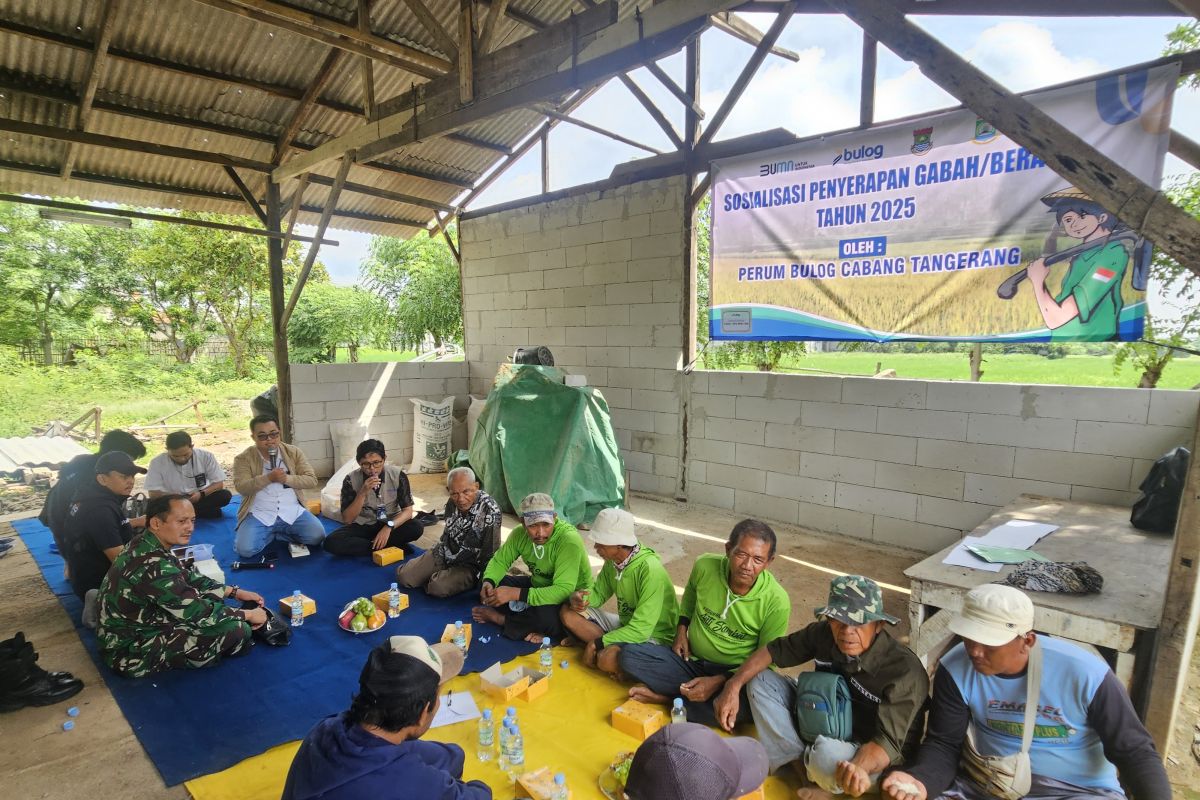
[{"xmin": 341, "ymin": 464, "xmax": 412, "ymax": 526}]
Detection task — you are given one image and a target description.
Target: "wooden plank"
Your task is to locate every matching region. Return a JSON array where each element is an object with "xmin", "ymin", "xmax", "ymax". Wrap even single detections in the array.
[
  {"xmin": 399, "ymin": 0, "xmax": 459, "ymax": 59},
  {"xmin": 690, "ymin": 171, "xmax": 711, "ymax": 206},
  {"xmin": 699, "ymin": 1, "xmax": 796, "ymax": 147},
  {"xmin": 223, "ymin": 165, "xmax": 268, "ymax": 224},
  {"xmin": 478, "ymin": 0, "xmax": 510, "ymax": 55},
  {"xmin": 304, "ymin": 171, "xmax": 454, "ymax": 212},
  {"xmin": 476, "ymin": 0, "xmax": 549, "ymax": 32},
  {"xmin": 0, "ymin": 193, "xmax": 337, "ymax": 244},
  {"xmin": 447, "ymin": 132, "xmax": 512, "ymax": 154},
  {"xmin": 1169, "ymin": 128, "xmax": 1200, "ymax": 171},
  {"xmin": 645, "ymin": 60, "xmax": 705, "ymax": 119},
  {"xmin": 188, "ymin": 0, "xmax": 452, "ymax": 77},
  {"xmin": 1144, "ymin": 398, "xmax": 1200, "ymax": 752},
  {"xmin": 273, "ymin": 105, "xmax": 418, "ymax": 180},
  {"xmin": 0, "ymin": 118, "xmax": 274, "ymax": 173},
  {"xmin": 619, "ymin": 73, "xmax": 684, "ymax": 150},
  {"xmin": 61, "ymin": 0, "xmax": 120, "ymax": 181},
  {"xmin": 710, "ymin": 11, "xmax": 800, "ymax": 61},
  {"xmin": 274, "ymin": 47, "xmax": 344, "ymax": 163},
  {"xmin": 281, "ymin": 172, "xmax": 309, "ymax": 261},
  {"xmin": 825, "ymin": 0, "xmax": 1200, "ymax": 277},
  {"xmin": 459, "ymin": 0, "xmax": 474, "ymax": 103},
  {"xmin": 859, "ymin": 33, "xmax": 875, "ymax": 126},
  {"xmin": 358, "ymin": 0, "xmax": 375, "ymax": 120},
  {"xmin": 283, "ymin": 152, "xmax": 354, "ymax": 328},
  {"xmin": 265, "ymin": 181, "xmax": 293, "ymax": 441},
  {"xmin": 537, "ymin": 105, "xmax": 663, "ymax": 153}
]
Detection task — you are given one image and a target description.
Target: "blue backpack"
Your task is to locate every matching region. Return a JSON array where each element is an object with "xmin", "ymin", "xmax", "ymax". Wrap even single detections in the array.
[{"xmin": 793, "ymin": 671, "xmax": 853, "ymax": 744}]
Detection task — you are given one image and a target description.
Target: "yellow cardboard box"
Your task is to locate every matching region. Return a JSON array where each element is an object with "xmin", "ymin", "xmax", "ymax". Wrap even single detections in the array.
[
  {"xmin": 278, "ymin": 593, "xmax": 316, "ymax": 618},
  {"xmin": 305, "ymin": 499, "xmax": 322, "ymax": 516},
  {"xmin": 519, "ymin": 667, "xmax": 550, "ymax": 702},
  {"xmin": 372, "ymin": 547, "xmax": 405, "ymax": 566},
  {"xmin": 371, "ymin": 589, "xmax": 409, "ymax": 614},
  {"xmin": 611, "ymin": 700, "xmax": 666, "ymax": 741},
  {"xmin": 440, "ymin": 622, "xmax": 472, "ymax": 652},
  {"xmin": 517, "ymin": 767, "xmax": 571, "ymax": 800},
  {"xmin": 480, "ymin": 661, "xmax": 531, "ymax": 702}
]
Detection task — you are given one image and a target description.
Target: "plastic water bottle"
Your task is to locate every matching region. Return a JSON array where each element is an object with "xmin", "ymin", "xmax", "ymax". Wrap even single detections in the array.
[
  {"xmin": 671, "ymin": 697, "xmax": 687, "ymax": 724},
  {"xmin": 539, "ymin": 636, "xmax": 553, "ymax": 674},
  {"xmin": 476, "ymin": 708, "xmax": 494, "ymax": 762},
  {"xmin": 497, "ymin": 719, "xmax": 510, "ymax": 773},
  {"xmin": 387, "ymin": 583, "xmax": 401, "ymax": 619},
  {"xmin": 508, "ymin": 723, "xmax": 525, "ymax": 774},
  {"xmin": 506, "ymin": 706, "xmax": 517, "ymax": 726},
  {"xmin": 290, "ymin": 590, "xmax": 304, "ymax": 627},
  {"xmin": 452, "ymin": 620, "xmax": 467, "ymax": 652},
  {"xmin": 551, "ymin": 773, "xmax": 568, "ymax": 800}
]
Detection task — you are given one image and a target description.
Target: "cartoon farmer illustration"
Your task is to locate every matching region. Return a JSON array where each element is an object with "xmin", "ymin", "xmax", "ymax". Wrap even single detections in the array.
[{"xmin": 997, "ymin": 187, "xmax": 1140, "ymax": 341}]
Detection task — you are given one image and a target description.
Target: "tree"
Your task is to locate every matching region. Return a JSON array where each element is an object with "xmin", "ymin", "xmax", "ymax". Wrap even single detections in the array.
[
  {"xmin": 362, "ymin": 227, "xmax": 462, "ymax": 350},
  {"xmin": 694, "ymin": 193, "xmax": 807, "ymax": 371},
  {"xmin": 289, "ymin": 283, "xmax": 388, "ymax": 363}
]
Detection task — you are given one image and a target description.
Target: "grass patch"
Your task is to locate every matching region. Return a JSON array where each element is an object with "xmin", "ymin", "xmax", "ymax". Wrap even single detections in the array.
[{"xmin": 333, "ymin": 348, "xmax": 417, "ymax": 363}]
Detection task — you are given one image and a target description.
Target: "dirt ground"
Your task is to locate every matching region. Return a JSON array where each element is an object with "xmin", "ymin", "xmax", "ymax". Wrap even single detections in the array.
[{"xmin": 2, "ymin": 437, "xmax": 1199, "ymax": 798}]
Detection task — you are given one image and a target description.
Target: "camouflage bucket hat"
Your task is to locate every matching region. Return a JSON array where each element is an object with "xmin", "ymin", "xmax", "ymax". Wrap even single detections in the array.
[{"xmin": 814, "ymin": 575, "xmax": 899, "ymax": 625}]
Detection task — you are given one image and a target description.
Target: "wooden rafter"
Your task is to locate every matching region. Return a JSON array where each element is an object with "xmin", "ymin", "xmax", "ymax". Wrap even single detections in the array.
[
  {"xmin": 699, "ymin": 1, "xmax": 796, "ymax": 147},
  {"xmin": 282, "ymin": 153, "xmax": 354, "ymax": 327},
  {"xmin": 478, "ymin": 0, "xmax": 510, "ymax": 55},
  {"xmin": 305, "ymin": 171, "xmax": 455, "ymax": 212},
  {"xmin": 281, "ymin": 173, "xmax": 310, "ymax": 261},
  {"xmin": 399, "ymin": 0, "xmax": 459, "ymax": 59},
  {"xmin": 358, "ymin": 0, "xmax": 375, "ymax": 120},
  {"xmin": 536, "ymin": 104, "xmax": 664, "ymax": 154},
  {"xmin": 61, "ymin": 0, "xmax": 120, "ymax": 182},
  {"xmin": 187, "ymin": 0, "xmax": 452, "ymax": 77},
  {"xmin": 446, "ymin": 132, "xmax": 512, "ymax": 154},
  {"xmin": 690, "ymin": 172, "xmax": 712, "ymax": 206},
  {"xmin": 644, "ymin": 61, "xmax": 705, "ymax": 119},
  {"xmin": 459, "ymin": 0, "xmax": 475, "ymax": 103},
  {"xmin": 710, "ymin": 12, "xmax": 800, "ymax": 61},
  {"xmin": 1170, "ymin": 129, "xmax": 1200, "ymax": 171},
  {"xmin": 224, "ymin": 165, "xmax": 268, "ymax": 224},
  {"xmin": 824, "ymin": 0, "xmax": 1200, "ymax": 277},
  {"xmin": 619, "ymin": 73, "xmax": 684, "ymax": 150},
  {"xmin": 476, "ymin": 0, "xmax": 548, "ymax": 32},
  {"xmin": 275, "ymin": 47, "xmax": 344, "ymax": 163}
]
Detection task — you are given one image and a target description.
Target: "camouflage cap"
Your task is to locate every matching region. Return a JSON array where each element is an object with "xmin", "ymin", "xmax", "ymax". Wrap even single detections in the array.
[{"xmin": 814, "ymin": 575, "xmax": 899, "ymax": 626}]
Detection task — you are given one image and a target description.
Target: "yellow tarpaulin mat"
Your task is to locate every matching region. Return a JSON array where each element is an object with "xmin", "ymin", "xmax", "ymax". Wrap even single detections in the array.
[{"xmin": 186, "ymin": 648, "xmax": 795, "ymax": 800}]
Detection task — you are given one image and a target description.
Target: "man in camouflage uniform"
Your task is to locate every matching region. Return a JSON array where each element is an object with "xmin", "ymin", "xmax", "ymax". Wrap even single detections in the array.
[
  {"xmin": 715, "ymin": 575, "xmax": 928, "ymax": 799},
  {"xmin": 97, "ymin": 494, "xmax": 269, "ymax": 678}
]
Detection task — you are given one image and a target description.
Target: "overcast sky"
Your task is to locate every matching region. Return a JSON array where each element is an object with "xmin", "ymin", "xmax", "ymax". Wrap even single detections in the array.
[{"xmin": 311, "ymin": 12, "xmax": 1199, "ymax": 288}]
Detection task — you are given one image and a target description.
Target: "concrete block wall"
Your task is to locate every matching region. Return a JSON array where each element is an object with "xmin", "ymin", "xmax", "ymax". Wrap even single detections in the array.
[
  {"xmin": 686, "ymin": 372, "xmax": 1198, "ymax": 552},
  {"xmin": 459, "ymin": 175, "xmax": 687, "ymax": 496},
  {"xmin": 290, "ymin": 361, "xmax": 470, "ymax": 477}
]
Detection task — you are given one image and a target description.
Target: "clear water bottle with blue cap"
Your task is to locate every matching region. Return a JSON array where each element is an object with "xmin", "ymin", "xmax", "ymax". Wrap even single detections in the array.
[
  {"xmin": 539, "ymin": 636, "xmax": 553, "ymax": 674},
  {"xmin": 551, "ymin": 772, "xmax": 568, "ymax": 799},
  {"xmin": 452, "ymin": 620, "xmax": 467, "ymax": 652},
  {"xmin": 497, "ymin": 719, "xmax": 510, "ymax": 773},
  {"xmin": 387, "ymin": 582, "xmax": 401, "ymax": 619},
  {"xmin": 671, "ymin": 697, "xmax": 687, "ymax": 724},
  {"xmin": 476, "ymin": 708, "xmax": 494, "ymax": 762},
  {"xmin": 508, "ymin": 723, "xmax": 525, "ymax": 774},
  {"xmin": 290, "ymin": 590, "xmax": 304, "ymax": 627}
]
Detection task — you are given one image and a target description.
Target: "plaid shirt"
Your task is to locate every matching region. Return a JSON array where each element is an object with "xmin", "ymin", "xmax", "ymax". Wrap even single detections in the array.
[{"xmin": 432, "ymin": 490, "xmax": 502, "ymax": 574}]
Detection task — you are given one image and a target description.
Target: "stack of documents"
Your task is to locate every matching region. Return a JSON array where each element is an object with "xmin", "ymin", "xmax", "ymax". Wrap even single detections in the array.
[{"xmin": 942, "ymin": 521, "xmax": 1058, "ymax": 572}]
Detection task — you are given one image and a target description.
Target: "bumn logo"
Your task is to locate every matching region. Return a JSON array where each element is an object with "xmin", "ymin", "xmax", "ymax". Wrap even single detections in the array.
[{"xmin": 832, "ymin": 143, "xmax": 883, "ymax": 165}]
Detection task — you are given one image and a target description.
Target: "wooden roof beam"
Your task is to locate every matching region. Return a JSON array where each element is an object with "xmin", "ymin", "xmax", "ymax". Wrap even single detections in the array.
[
  {"xmin": 710, "ymin": 12, "xmax": 800, "ymax": 61},
  {"xmin": 459, "ymin": 0, "xmax": 474, "ymax": 103},
  {"xmin": 187, "ymin": 0, "xmax": 452, "ymax": 77},
  {"xmin": 699, "ymin": 2, "xmax": 795, "ymax": 146},
  {"xmin": 1170, "ymin": 129, "xmax": 1200, "ymax": 171},
  {"xmin": 619, "ymin": 73, "xmax": 683, "ymax": 150},
  {"xmin": 274, "ymin": 47, "xmax": 344, "ymax": 163},
  {"xmin": 478, "ymin": 0, "xmax": 511, "ymax": 55},
  {"xmin": 283, "ymin": 152, "xmax": 353, "ymax": 328},
  {"xmin": 644, "ymin": 61, "xmax": 705, "ymax": 119},
  {"xmin": 476, "ymin": 0, "xmax": 549, "ymax": 32},
  {"xmin": 281, "ymin": 172, "xmax": 309, "ymax": 260},
  {"xmin": 446, "ymin": 132, "xmax": 513, "ymax": 154},
  {"xmin": 535, "ymin": 104, "xmax": 664, "ymax": 153},
  {"xmin": 61, "ymin": 0, "xmax": 120, "ymax": 182},
  {"xmin": 358, "ymin": 0, "xmax": 376, "ymax": 120},
  {"xmin": 824, "ymin": 0, "xmax": 1200, "ymax": 280},
  {"xmin": 224, "ymin": 165, "xmax": 268, "ymax": 223},
  {"xmin": 398, "ymin": 0, "xmax": 459, "ymax": 60}
]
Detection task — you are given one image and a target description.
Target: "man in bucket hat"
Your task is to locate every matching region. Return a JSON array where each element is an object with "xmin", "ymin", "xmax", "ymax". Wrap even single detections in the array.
[
  {"xmin": 882, "ymin": 584, "xmax": 1168, "ymax": 800},
  {"xmin": 472, "ymin": 492, "xmax": 591, "ymax": 642},
  {"xmin": 716, "ymin": 574, "xmax": 928, "ymax": 798},
  {"xmin": 281, "ymin": 635, "xmax": 481, "ymax": 800},
  {"xmin": 559, "ymin": 507, "xmax": 678, "ymax": 678},
  {"xmin": 624, "ymin": 721, "xmax": 769, "ymax": 800}
]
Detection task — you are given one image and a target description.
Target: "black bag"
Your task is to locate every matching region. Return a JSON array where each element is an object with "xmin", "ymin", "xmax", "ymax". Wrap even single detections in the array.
[
  {"xmin": 1130, "ymin": 446, "xmax": 1190, "ymax": 534},
  {"xmin": 241, "ymin": 601, "xmax": 292, "ymax": 647}
]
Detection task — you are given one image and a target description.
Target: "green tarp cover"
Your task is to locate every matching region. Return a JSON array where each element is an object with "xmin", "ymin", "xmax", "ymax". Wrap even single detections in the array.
[{"xmin": 469, "ymin": 365, "xmax": 626, "ymax": 525}]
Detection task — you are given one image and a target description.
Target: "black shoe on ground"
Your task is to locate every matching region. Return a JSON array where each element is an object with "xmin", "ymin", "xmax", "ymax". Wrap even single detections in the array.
[{"xmin": 0, "ymin": 671, "xmax": 83, "ymax": 712}]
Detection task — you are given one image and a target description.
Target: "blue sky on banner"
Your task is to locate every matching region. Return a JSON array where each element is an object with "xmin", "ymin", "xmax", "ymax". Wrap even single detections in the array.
[{"xmin": 313, "ymin": 13, "xmax": 1200, "ymax": 287}]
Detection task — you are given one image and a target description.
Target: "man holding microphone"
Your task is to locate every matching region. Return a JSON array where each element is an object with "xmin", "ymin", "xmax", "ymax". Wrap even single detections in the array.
[{"xmin": 324, "ymin": 439, "xmax": 422, "ymax": 558}]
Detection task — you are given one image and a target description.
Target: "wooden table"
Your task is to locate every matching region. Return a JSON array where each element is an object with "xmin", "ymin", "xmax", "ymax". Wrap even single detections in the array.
[{"xmin": 904, "ymin": 494, "xmax": 1172, "ymax": 717}]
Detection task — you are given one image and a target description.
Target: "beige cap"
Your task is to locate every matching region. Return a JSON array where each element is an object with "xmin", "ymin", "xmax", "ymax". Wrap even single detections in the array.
[
  {"xmin": 589, "ymin": 507, "xmax": 637, "ymax": 547},
  {"xmin": 519, "ymin": 492, "xmax": 556, "ymax": 525},
  {"xmin": 385, "ymin": 635, "xmax": 462, "ymax": 685},
  {"xmin": 948, "ymin": 584, "xmax": 1035, "ymax": 647}
]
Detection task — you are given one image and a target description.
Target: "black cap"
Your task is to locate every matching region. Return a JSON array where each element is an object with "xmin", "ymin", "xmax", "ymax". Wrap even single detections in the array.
[
  {"xmin": 625, "ymin": 722, "xmax": 768, "ymax": 800},
  {"xmin": 95, "ymin": 451, "xmax": 147, "ymax": 476}
]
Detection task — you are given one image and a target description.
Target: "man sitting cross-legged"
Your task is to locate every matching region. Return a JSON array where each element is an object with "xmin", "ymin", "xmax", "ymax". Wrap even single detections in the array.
[
  {"xmin": 323, "ymin": 439, "xmax": 423, "ymax": 558},
  {"xmin": 716, "ymin": 574, "xmax": 928, "ymax": 798},
  {"xmin": 618, "ymin": 518, "xmax": 790, "ymax": 727},
  {"xmin": 471, "ymin": 492, "xmax": 591, "ymax": 643},
  {"xmin": 559, "ymin": 507, "xmax": 678, "ymax": 679},
  {"xmin": 145, "ymin": 430, "xmax": 232, "ymax": 519}
]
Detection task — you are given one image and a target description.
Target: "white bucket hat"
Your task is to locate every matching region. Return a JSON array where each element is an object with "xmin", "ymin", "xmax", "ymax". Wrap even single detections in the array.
[
  {"xmin": 948, "ymin": 584, "xmax": 1035, "ymax": 647},
  {"xmin": 589, "ymin": 507, "xmax": 637, "ymax": 547}
]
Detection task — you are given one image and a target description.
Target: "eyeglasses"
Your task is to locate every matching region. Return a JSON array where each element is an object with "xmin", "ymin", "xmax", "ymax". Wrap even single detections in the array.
[
  {"xmin": 254, "ymin": 431, "xmax": 281, "ymax": 441},
  {"xmin": 359, "ymin": 459, "xmax": 385, "ymax": 468}
]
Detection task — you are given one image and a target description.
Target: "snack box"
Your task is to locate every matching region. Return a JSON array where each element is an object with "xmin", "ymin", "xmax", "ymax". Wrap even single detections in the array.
[
  {"xmin": 611, "ymin": 699, "xmax": 666, "ymax": 741},
  {"xmin": 372, "ymin": 589, "xmax": 409, "ymax": 614},
  {"xmin": 480, "ymin": 661, "xmax": 530, "ymax": 702},
  {"xmin": 305, "ymin": 499, "xmax": 323, "ymax": 516},
  {"xmin": 517, "ymin": 767, "xmax": 572, "ymax": 800},
  {"xmin": 372, "ymin": 547, "xmax": 405, "ymax": 566},
  {"xmin": 440, "ymin": 622, "xmax": 473, "ymax": 652},
  {"xmin": 278, "ymin": 593, "xmax": 317, "ymax": 618},
  {"xmin": 517, "ymin": 666, "xmax": 550, "ymax": 702}
]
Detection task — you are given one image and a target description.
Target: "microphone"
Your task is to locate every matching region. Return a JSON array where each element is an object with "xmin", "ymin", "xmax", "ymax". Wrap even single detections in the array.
[
  {"xmin": 267, "ymin": 447, "xmax": 278, "ymax": 470},
  {"xmin": 231, "ymin": 560, "xmax": 275, "ymax": 571}
]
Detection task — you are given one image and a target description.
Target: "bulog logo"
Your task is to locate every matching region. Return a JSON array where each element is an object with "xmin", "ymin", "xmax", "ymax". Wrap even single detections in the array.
[{"xmin": 832, "ymin": 143, "xmax": 884, "ymax": 165}]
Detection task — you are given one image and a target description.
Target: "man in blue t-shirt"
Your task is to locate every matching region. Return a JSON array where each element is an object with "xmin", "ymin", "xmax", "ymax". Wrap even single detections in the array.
[{"xmin": 882, "ymin": 584, "xmax": 1168, "ymax": 800}]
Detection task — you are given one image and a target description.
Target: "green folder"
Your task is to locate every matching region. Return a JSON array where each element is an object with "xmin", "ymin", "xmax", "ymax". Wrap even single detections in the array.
[{"xmin": 964, "ymin": 545, "xmax": 1051, "ymax": 564}]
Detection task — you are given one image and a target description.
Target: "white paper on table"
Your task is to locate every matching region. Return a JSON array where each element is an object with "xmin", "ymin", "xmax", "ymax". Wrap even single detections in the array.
[
  {"xmin": 430, "ymin": 691, "xmax": 480, "ymax": 729},
  {"xmin": 978, "ymin": 521, "xmax": 1058, "ymax": 550},
  {"xmin": 942, "ymin": 536, "xmax": 1004, "ymax": 572}
]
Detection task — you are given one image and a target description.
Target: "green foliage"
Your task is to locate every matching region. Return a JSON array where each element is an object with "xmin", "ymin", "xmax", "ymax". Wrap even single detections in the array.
[
  {"xmin": 288, "ymin": 283, "xmax": 389, "ymax": 363},
  {"xmin": 362, "ymin": 227, "xmax": 462, "ymax": 349},
  {"xmin": 1165, "ymin": 21, "xmax": 1200, "ymax": 89}
]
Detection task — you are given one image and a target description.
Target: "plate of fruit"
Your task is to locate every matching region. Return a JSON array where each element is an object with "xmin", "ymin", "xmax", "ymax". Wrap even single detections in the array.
[
  {"xmin": 338, "ymin": 597, "xmax": 386, "ymax": 633},
  {"xmin": 598, "ymin": 751, "xmax": 633, "ymax": 799}
]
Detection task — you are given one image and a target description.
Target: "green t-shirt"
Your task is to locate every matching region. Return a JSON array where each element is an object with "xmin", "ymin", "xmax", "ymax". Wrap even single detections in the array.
[
  {"xmin": 481, "ymin": 517, "xmax": 591, "ymax": 606},
  {"xmin": 590, "ymin": 546, "xmax": 679, "ymax": 647},
  {"xmin": 1050, "ymin": 240, "xmax": 1129, "ymax": 342},
  {"xmin": 680, "ymin": 553, "xmax": 790, "ymax": 667}
]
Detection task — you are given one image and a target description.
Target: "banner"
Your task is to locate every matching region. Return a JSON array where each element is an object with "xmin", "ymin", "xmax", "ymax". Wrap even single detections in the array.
[{"xmin": 709, "ymin": 65, "xmax": 1178, "ymax": 343}]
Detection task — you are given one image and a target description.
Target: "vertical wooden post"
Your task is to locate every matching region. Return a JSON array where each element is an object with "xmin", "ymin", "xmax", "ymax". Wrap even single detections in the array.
[
  {"xmin": 677, "ymin": 40, "xmax": 701, "ymax": 502},
  {"xmin": 540, "ymin": 129, "xmax": 550, "ymax": 193},
  {"xmin": 266, "ymin": 180, "xmax": 293, "ymax": 441},
  {"xmin": 969, "ymin": 343, "xmax": 983, "ymax": 382},
  {"xmin": 458, "ymin": 0, "xmax": 474, "ymax": 104},
  {"xmin": 1145, "ymin": 399, "xmax": 1200, "ymax": 752},
  {"xmin": 859, "ymin": 33, "xmax": 876, "ymax": 127}
]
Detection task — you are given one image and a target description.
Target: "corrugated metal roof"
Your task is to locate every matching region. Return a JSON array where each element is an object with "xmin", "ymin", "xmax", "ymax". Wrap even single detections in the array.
[
  {"xmin": 0, "ymin": 436, "xmax": 90, "ymax": 474},
  {"xmin": 0, "ymin": 0, "xmax": 641, "ymax": 237}
]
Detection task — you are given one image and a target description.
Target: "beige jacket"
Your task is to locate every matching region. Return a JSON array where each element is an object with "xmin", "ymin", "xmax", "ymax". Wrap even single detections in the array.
[{"xmin": 232, "ymin": 441, "xmax": 319, "ymax": 527}]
